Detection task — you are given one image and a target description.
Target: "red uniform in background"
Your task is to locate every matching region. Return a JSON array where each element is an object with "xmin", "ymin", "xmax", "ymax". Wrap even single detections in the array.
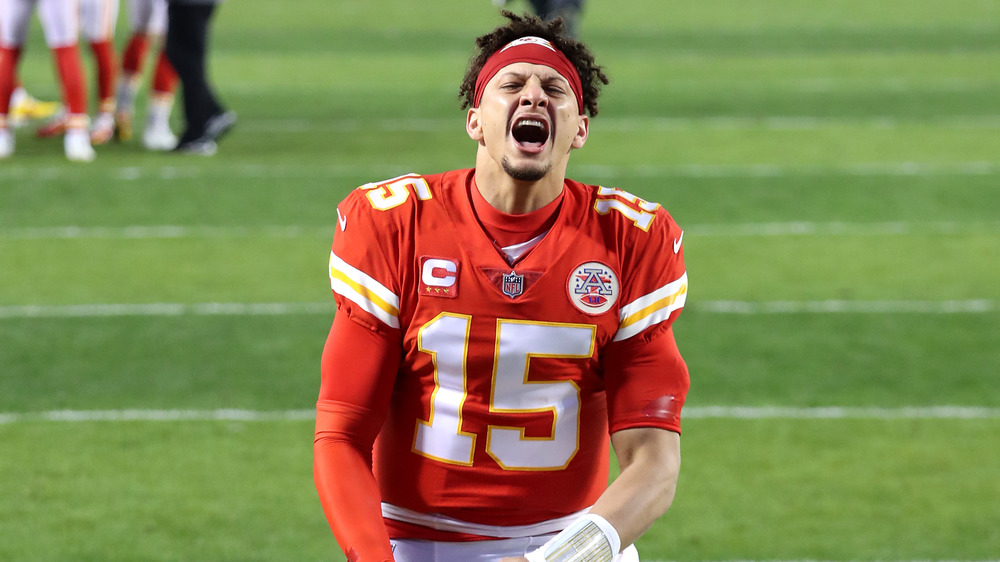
[
  {"xmin": 315, "ymin": 168, "xmax": 689, "ymax": 556},
  {"xmin": 0, "ymin": 0, "xmax": 95, "ymax": 161}
]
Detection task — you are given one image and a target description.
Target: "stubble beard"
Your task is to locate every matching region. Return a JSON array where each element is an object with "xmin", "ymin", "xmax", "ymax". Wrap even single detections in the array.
[{"xmin": 501, "ymin": 156, "xmax": 551, "ymax": 182}]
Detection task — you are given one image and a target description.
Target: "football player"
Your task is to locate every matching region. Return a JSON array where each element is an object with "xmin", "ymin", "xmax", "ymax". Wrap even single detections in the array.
[
  {"xmin": 314, "ymin": 11, "xmax": 690, "ymax": 562},
  {"xmin": 35, "ymin": 0, "xmax": 120, "ymax": 144},
  {"xmin": 1, "ymin": 8, "xmax": 61, "ymax": 127},
  {"xmin": 114, "ymin": 0, "xmax": 177, "ymax": 150},
  {"xmin": 81, "ymin": 0, "xmax": 118, "ymax": 143},
  {"xmin": 0, "ymin": 0, "xmax": 95, "ymax": 161}
]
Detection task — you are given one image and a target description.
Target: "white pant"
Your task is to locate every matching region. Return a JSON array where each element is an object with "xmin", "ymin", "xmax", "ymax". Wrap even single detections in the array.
[
  {"xmin": 79, "ymin": 0, "xmax": 118, "ymax": 42},
  {"xmin": 0, "ymin": 0, "xmax": 118, "ymax": 46},
  {"xmin": 0, "ymin": 0, "xmax": 80, "ymax": 48},
  {"xmin": 390, "ymin": 536, "xmax": 641, "ymax": 562},
  {"xmin": 126, "ymin": 0, "xmax": 167, "ymax": 36}
]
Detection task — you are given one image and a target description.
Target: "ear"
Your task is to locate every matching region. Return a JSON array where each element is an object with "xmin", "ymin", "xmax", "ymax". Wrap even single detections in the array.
[
  {"xmin": 571, "ymin": 114, "xmax": 589, "ymax": 150},
  {"xmin": 466, "ymin": 108, "xmax": 484, "ymax": 142}
]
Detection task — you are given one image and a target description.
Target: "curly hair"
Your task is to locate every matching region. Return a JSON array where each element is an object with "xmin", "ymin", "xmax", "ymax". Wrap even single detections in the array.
[{"xmin": 459, "ymin": 11, "xmax": 609, "ymax": 117}]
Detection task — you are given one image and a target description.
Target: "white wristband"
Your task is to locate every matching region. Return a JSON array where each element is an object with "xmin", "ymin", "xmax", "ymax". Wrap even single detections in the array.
[
  {"xmin": 524, "ymin": 550, "xmax": 548, "ymax": 562},
  {"xmin": 524, "ymin": 513, "xmax": 621, "ymax": 562}
]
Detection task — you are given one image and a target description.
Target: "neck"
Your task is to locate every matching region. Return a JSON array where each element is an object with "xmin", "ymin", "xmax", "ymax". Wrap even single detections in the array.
[{"xmin": 473, "ymin": 149, "xmax": 567, "ymax": 214}]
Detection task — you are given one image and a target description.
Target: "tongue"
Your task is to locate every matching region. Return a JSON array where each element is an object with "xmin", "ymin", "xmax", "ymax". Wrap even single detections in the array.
[
  {"xmin": 516, "ymin": 138, "xmax": 545, "ymax": 152},
  {"xmin": 514, "ymin": 126, "xmax": 547, "ymax": 150}
]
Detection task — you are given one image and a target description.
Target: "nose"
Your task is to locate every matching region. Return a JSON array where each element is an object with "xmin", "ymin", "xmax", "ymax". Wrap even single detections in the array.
[{"xmin": 519, "ymin": 77, "xmax": 548, "ymax": 108}]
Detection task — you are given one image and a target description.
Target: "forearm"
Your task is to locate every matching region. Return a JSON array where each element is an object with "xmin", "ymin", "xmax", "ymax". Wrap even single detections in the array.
[
  {"xmin": 591, "ymin": 428, "xmax": 681, "ymax": 548},
  {"xmin": 506, "ymin": 428, "xmax": 682, "ymax": 562}
]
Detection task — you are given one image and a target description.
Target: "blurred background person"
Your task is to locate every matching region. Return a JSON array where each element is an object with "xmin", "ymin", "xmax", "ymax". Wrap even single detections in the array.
[
  {"xmin": 82, "ymin": 0, "xmax": 119, "ymax": 143},
  {"xmin": 165, "ymin": 0, "xmax": 234, "ymax": 155},
  {"xmin": 1, "ymin": 6, "xmax": 61, "ymax": 127},
  {"xmin": 0, "ymin": 0, "xmax": 95, "ymax": 161},
  {"xmin": 115, "ymin": 0, "xmax": 177, "ymax": 150},
  {"xmin": 493, "ymin": 0, "xmax": 586, "ymax": 37},
  {"xmin": 36, "ymin": 0, "xmax": 120, "ymax": 145}
]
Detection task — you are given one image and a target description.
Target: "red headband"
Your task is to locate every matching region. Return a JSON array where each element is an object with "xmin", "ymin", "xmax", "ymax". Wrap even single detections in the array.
[{"xmin": 473, "ymin": 36, "xmax": 584, "ymax": 115}]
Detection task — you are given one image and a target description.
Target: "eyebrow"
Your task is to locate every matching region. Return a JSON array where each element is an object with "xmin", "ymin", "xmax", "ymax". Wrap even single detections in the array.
[{"xmin": 495, "ymin": 70, "xmax": 570, "ymax": 86}]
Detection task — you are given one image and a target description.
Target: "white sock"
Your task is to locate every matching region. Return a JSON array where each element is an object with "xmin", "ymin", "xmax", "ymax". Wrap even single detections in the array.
[
  {"xmin": 116, "ymin": 73, "xmax": 142, "ymax": 115},
  {"xmin": 10, "ymin": 86, "xmax": 28, "ymax": 106}
]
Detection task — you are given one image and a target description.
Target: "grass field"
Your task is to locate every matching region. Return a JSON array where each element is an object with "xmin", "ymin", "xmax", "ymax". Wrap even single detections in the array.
[{"xmin": 2, "ymin": 0, "xmax": 999, "ymax": 560}]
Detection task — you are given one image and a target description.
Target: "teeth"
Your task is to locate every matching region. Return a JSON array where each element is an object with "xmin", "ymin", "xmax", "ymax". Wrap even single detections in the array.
[{"xmin": 512, "ymin": 117, "xmax": 549, "ymax": 145}]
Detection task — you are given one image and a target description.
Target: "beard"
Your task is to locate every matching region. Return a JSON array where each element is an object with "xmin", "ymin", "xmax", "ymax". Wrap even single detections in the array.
[{"xmin": 501, "ymin": 156, "xmax": 551, "ymax": 182}]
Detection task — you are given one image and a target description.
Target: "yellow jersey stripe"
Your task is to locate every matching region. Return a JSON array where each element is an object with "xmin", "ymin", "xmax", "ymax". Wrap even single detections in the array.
[
  {"xmin": 329, "ymin": 251, "xmax": 400, "ymax": 329},
  {"xmin": 614, "ymin": 272, "xmax": 688, "ymax": 341}
]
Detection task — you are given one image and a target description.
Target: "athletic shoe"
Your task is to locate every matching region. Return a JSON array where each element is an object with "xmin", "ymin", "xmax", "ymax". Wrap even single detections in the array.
[
  {"xmin": 172, "ymin": 111, "xmax": 234, "ymax": 156},
  {"xmin": 9, "ymin": 92, "xmax": 61, "ymax": 127},
  {"xmin": 36, "ymin": 113, "xmax": 67, "ymax": 138},
  {"xmin": 173, "ymin": 138, "xmax": 217, "ymax": 156},
  {"xmin": 143, "ymin": 121, "xmax": 178, "ymax": 151},
  {"xmin": 203, "ymin": 110, "xmax": 236, "ymax": 143},
  {"xmin": 90, "ymin": 113, "xmax": 115, "ymax": 145},
  {"xmin": 115, "ymin": 111, "xmax": 134, "ymax": 142},
  {"xmin": 64, "ymin": 129, "xmax": 96, "ymax": 162},
  {"xmin": 0, "ymin": 128, "xmax": 14, "ymax": 158}
]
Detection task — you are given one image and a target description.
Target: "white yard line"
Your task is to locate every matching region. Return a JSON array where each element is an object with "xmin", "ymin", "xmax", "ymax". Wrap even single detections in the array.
[
  {"xmin": 0, "ymin": 300, "xmax": 995, "ymax": 320},
  {"xmin": 233, "ymin": 115, "xmax": 1000, "ymax": 133},
  {"xmin": 0, "ymin": 225, "xmax": 334, "ymax": 240},
  {"xmin": 2, "ymin": 161, "xmax": 999, "ymax": 183},
  {"xmin": 0, "ymin": 409, "xmax": 317, "ymax": 424},
  {"xmin": 682, "ymin": 406, "xmax": 1000, "ymax": 419},
  {"xmin": 574, "ymin": 161, "xmax": 1000, "ymax": 179},
  {"xmin": 697, "ymin": 300, "xmax": 996, "ymax": 314},
  {"xmin": 0, "ymin": 302, "xmax": 338, "ymax": 319},
  {"xmin": 2, "ymin": 406, "xmax": 998, "ymax": 425},
  {"xmin": 2, "ymin": 220, "xmax": 998, "ymax": 240}
]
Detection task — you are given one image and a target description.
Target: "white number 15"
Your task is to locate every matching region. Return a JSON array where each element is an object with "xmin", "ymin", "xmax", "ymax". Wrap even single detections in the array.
[{"xmin": 413, "ymin": 314, "xmax": 596, "ymax": 471}]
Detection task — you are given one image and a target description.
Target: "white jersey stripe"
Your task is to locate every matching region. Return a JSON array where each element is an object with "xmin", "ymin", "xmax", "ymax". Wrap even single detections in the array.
[
  {"xmin": 614, "ymin": 272, "xmax": 688, "ymax": 341},
  {"xmin": 381, "ymin": 502, "xmax": 591, "ymax": 538},
  {"xmin": 329, "ymin": 251, "xmax": 400, "ymax": 328}
]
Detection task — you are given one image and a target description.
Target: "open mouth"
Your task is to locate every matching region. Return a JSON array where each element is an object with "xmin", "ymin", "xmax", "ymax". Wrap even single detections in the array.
[{"xmin": 511, "ymin": 117, "xmax": 550, "ymax": 151}]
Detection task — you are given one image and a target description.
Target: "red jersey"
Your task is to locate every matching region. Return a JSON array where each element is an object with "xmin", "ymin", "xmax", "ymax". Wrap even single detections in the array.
[{"xmin": 327, "ymin": 168, "xmax": 688, "ymax": 536}]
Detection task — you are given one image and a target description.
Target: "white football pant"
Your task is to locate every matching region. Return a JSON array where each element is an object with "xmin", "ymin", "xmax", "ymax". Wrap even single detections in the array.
[{"xmin": 390, "ymin": 536, "xmax": 640, "ymax": 562}]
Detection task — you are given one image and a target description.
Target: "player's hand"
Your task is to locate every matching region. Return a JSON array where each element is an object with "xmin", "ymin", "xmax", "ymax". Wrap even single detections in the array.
[{"xmin": 499, "ymin": 557, "xmax": 529, "ymax": 562}]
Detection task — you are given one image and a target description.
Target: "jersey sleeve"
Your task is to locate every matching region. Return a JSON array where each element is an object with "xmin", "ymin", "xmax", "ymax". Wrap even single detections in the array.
[
  {"xmin": 602, "ymin": 327, "xmax": 690, "ymax": 434},
  {"xmin": 320, "ymin": 181, "xmax": 414, "ymax": 558},
  {"xmin": 314, "ymin": 313, "xmax": 401, "ymax": 562},
  {"xmin": 601, "ymin": 190, "xmax": 690, "ymax": 433},
  {"xmin": 328, "ymin": 181, "xmax": 406, "ymax": 335},
  {"xmin": 613, "ymin": 204, "xmax": 688, "ymax": 344}
]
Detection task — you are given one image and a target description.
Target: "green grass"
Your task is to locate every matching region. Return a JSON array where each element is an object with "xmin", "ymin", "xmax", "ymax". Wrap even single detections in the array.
[
  {"xmin": 656, "ymin": 418, "xmax": 1000, "ymax": 560},
  {"xmin": 0, "ymin": 421, "xmax": 333, "ymax": 562},
  {"xmin": 2, "ymin": 0, "xmax": 998, "ymax": 560}
]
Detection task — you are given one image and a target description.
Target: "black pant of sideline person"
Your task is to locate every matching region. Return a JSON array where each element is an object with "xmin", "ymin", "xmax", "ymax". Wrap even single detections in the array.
[{"xmin": 165, "ymin": 0, "xmax": 235, "ymax": 155}]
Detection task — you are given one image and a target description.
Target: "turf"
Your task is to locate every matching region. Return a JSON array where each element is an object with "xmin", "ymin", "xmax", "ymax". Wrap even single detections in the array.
[{"xmin": 1, "ymin": 0, "xmax": 998, "ymax": 560}]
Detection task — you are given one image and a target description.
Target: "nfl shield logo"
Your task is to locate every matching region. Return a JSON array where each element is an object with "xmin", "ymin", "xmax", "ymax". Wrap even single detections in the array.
[{"xmin": 502, "ymin": 271, "xmax": 524, "ymax": 298}]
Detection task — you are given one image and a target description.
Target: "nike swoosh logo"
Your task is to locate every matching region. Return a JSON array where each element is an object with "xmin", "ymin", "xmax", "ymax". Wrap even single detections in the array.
[
  {"xmin": 337, "ymin": 208, "xmax": 347, "ymax": 231},
  {"xmin": 673, "ymin": 230, "xmax": 684, "ymax": 253}
]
